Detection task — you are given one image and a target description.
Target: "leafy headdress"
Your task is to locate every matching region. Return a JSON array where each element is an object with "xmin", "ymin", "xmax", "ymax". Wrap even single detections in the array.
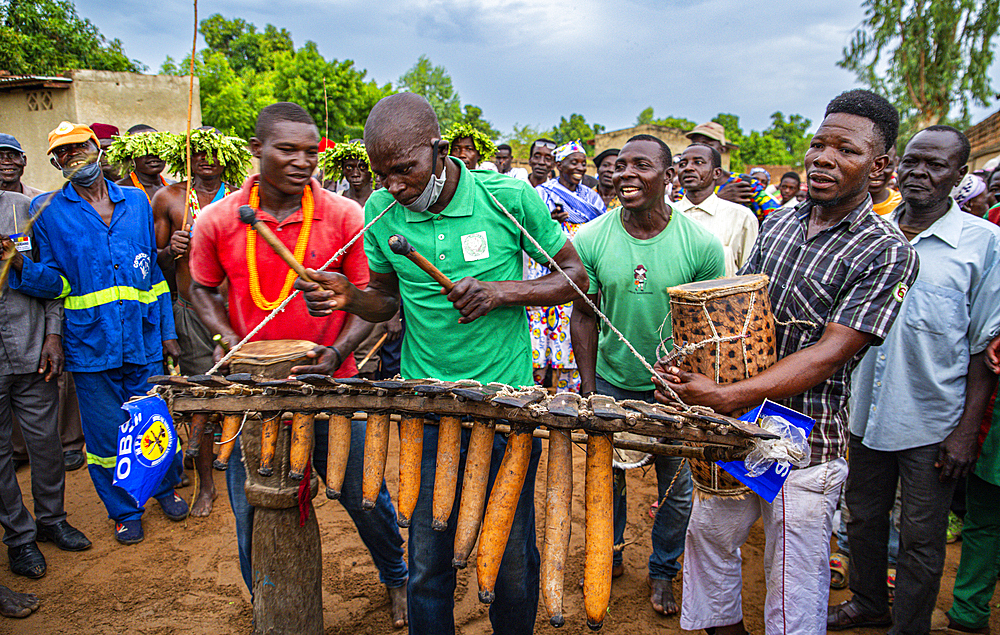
[
  {"xmin": 160, "ymin": 129, "xmax": 253, "ymax": 186},
  {"xmin": 317, "ymin": 140, "xmax": 374, "ymax": 182},
  {"xmin": 105, "ymin": 131, "xmax": 172, "ymax": 175},
  {"xmin": 442, "ymin": 123, "xmax": 497, "ymax": 162}
]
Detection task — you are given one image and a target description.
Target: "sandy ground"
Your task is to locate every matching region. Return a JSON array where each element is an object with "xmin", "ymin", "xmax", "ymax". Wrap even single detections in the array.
[{"xmin": 3, "ymin": 429, "xmax": 999, "ymax": 635}]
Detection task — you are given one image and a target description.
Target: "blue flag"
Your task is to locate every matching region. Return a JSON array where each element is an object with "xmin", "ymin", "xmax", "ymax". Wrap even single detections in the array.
[
  {"xmin": 715, "ymin": 400, "xmax": 815, "ymax": 503},
  {"xmin": 115, "ymin": 395, "xmax": 179, "ymax": 508}
]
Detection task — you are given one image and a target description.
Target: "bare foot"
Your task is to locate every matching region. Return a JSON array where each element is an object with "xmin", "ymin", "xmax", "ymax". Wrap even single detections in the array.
[
  {"xmin": 648, "ymin": 577, "xmax": 678, "ymax": 615},
  {"xmin": 387, "ymin": 583, "xmax": 407, "ymax": 629},
  {"xmin": 190, "ymin": 438, "xmax": 217, "ymax": 517},
  {"xmin": 190, "ymin": 486, "xmax": 217, "ymax": 517},
  {"xmin": 0, "ymin": 585, "xmax": 39, "ymax": 618}
]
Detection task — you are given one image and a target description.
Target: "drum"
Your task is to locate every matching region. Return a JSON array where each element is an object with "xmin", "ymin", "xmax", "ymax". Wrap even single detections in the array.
[
  {"xmin": 230, "ymin": 339, "xmax": 318, "ymax": 378},
  {"xmin": 667, "ymin": 274, "xmax": 776, "ymax": 497}
]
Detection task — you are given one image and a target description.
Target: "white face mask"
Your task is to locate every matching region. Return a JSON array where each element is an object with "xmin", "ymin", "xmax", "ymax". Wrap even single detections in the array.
[{"xmin": 403, "ymin": 143, "xmax": 448, "ymax": 213}]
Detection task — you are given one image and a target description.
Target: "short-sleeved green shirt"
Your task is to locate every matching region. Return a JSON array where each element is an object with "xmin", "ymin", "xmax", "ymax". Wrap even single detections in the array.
[
  {"xmin": 364, "ymin": 158, "xmax": 567, "ymax": 386},
  {"xmin": 574, "ymin": 209, "xmax": 726, "ymax": 391}
]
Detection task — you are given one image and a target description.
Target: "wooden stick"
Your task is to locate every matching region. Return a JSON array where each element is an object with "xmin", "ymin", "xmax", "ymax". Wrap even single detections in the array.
[
  {"xmin": 356, "ymin": 332, "xmax": 388, "ymax": 370},
  {"xmin": 239, "ymin": 205, "xmax": 314, "ymax": 283},
  {"xmin": 387, "ymin": 234, "xmax": 454, "ymax": 292}
]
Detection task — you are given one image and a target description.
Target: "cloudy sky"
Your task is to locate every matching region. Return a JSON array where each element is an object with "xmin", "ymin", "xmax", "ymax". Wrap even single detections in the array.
[{"xmin": 75, "ymin": 0, "xmax": 998, "ymax": 137}]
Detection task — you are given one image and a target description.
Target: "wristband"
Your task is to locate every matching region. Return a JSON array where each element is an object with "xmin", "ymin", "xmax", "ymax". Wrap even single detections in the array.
[{"xmin": 328, "ymin": 345, "xmax": 344, "ymax": 369}]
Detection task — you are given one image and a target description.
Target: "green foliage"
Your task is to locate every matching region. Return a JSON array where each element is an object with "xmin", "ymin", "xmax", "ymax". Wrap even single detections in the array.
[
  {"xmin": 549, "ymin": 114, "xmax": 605, "ymax": 150},
  {"xmin": 162, "ymin": 49, "xmax": 271, "ymax": 140},
  {"xmin": 106, "ymin": 130, "xmax": 172, "ymax": 174},
  {"xmin": 397, "ymin": 55, "xmax": 463, "ymax": 129},
  {"xmin": 839, "ymin": 0, "xmax": 999, "ymax": 130},
  {"xmin": 0, "ymin": 0, "xmax": 143, "ymax": 74},
  {"xmin": 271, "ymin": 41, "xmax": 393, "ymax": 141},
  {"xmin": 442, "ymin": 122, "xmax": 497, "ymax": 160},
  {"xmin": 455, "ymin": 104, "xmax": 500, "ymax": 140},
  {"xmin": 162, "ymin": 14, "xmax": 393, "ymax": 143},
  {"xmin": 635, "ymin": 107, "xmax": 697, "ymax": 130},
  {"xmin": 159, "ymin": 129, "xmax": 253, "ymax": 186},
  {"xmin": 317, "ymin": 141, "xmax": 373, "ymax": 182},
  {"xmin": 199, "ymin": 14, "xmax": 293, "ymax": 74},
  {"xmin": 500, "ymin": 123, "xmax": 544, "ymax": 161}
]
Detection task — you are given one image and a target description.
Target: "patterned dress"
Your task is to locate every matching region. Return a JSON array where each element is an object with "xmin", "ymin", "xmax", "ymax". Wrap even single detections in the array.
[{"xmin": 528, "ymin": 180, "xmax": 606, "ymax": 392}]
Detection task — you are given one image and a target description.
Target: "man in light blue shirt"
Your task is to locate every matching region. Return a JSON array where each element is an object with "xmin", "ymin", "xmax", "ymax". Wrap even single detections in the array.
[{"xmin": 834, "ymin": 126, "xmax": 1000, "ymax": 634}]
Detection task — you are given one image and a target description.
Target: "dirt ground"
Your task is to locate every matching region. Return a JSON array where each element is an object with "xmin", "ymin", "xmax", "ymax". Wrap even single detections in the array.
[{"xmin": 3, "ymin": 429, "xmax": 999, "ymax": 635}]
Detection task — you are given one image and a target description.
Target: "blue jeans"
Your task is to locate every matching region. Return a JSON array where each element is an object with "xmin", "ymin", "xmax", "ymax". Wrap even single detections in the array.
[
  {"xmin": 596, "ymin": 376, "xmax": 692, "ymax": 580},
  {"xmin": 407, "ymin": 420, "xmax": 541, "ymax": 635},
  {"xmin": 226, "ymin": 416, "xmax": 408, "ymax": 596}
]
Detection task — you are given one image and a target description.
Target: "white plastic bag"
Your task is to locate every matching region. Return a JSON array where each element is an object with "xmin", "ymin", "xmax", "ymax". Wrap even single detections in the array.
[{"xmin": 742, "ymin": 415, "xmax": 810, "ymax": 478}]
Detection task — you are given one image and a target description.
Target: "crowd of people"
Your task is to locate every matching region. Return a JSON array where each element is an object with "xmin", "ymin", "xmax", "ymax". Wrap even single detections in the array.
[{"xmin": 0, "ymin": 85, "xmax": 998, "ymax": 635}]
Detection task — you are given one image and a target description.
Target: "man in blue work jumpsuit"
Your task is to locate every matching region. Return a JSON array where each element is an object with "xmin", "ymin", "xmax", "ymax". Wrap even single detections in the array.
[{"xmin": 5, "ymin": 122, "xmax": 186, "ymax": 545}]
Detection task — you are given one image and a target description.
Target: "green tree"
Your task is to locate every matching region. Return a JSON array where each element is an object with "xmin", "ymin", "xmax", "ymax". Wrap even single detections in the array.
[
  {"xmin": 162, "ymin": 50, "xmax": 271, "ymax": 140},
  {"xmin": 549, "ymin": 114, "xmax": 605, "ymax": 149},
  {"xmin": 501, "ymin": 123, "xmax": 544, "ymax": 160},
  {"xmin": 199, "ymin": 14, "xmax": 292, "ymax": 75},
  {"xmin": 712, "ymin": 113, "xmax": 745, "ymax": 171},
  {"xmin": 455, "ymin": 104, "xmax": 500, "ymax": 139},
  {"xmin": 839, "ymin": 0, "xmax": 999, "ymax": 130},
  {"xmin": 397, "ymin": 55, "xmax": 462, "ymax": 129},
  {"xmin": 272, "ymin": 42, "xmax": 393, "ymax": 140},
  {"xmin": 762, "ymin": 111, "xmax": 812, "ymax": 169},
  {"xmin": 0, "ymin": 0, "xmax": 143, "ymax": 74},
  {"xmin": 635, "ymin": 107, "xmax": 697, "ymax": 130}
]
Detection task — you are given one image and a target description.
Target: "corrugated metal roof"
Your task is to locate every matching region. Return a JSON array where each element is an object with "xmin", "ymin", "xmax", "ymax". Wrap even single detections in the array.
[{"xmin": 0, "ymin": 75, "xmax": 73, "ymax": 91}]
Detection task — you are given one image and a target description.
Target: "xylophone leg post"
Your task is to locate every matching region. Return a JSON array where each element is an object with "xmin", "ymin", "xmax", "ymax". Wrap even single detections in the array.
[
  {"xmin": 541, "ymin": 428, "xmax": 573, "ymax": 627},
  {"xmin": 214, "ymin": 413, "xmax": 243, "ymax": 470},
  {"xmin": 583, "ymin": 433, "xmax": 613, "ymax": 631},
  {"xmin": 396, "ymin": 415, "xmax": 424, "ymax": 527},
  {"xmin": 324, "ymin": 413, "xmax": 352, "ymax": 499},
  {"xmin": 186, "ymin": 412, "xmax": 210, "ymax": 458},
  {"xmin": 476, "ymin": 428, "xmax": 533, "ymax": 604},
  {"xmin": 431, "ymin": 415, "xmax": 462, "ymax": 531},
  {"xmin": 288, "ymin": 412, "xmax": 315, "ymax": 480},
  {"xmin": 452, "ymin": 419, "xmax": 495, "ymax": 568},
  {"xmin": 361, "ymin": 411, "xmax": 390, "ymax": 510},
  {"xmin": 258, "ymin": 414, "xmax": 281, "ymax": 477}
]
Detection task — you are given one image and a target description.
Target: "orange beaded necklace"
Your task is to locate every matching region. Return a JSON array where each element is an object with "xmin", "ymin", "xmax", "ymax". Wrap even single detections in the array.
[{"xmin": 245, "ymin": 182, "xmax": 314, "ymax": 311}]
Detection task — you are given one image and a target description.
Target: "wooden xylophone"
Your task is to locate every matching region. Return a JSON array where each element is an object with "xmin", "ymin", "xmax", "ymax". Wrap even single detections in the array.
[{"xmin": 151, "ymin": 373, "xmax": 774, "ymax": 631}]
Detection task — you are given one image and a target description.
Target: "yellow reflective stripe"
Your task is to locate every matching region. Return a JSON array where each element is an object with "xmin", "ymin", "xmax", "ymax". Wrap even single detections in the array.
[
  {"xmin": 57, "ymin": 276, "xmax": 71, "ymax": 299},
  {"xmin": 64, "ymin": 281, "xmax": 170, "ymax": 311},
  {"xmin": 86, "ymin": 452, "xmax": 116, "ymax": 468}
]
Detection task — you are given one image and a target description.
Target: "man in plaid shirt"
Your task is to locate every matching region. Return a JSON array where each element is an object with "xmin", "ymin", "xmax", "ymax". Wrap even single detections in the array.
[{"xmin": 656, "ymin": 89, "xmax": 918, "ymax": 635}]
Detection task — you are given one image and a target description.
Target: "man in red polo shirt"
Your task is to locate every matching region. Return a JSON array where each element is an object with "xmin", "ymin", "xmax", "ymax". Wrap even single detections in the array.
[{"xmin": 187, "ymin": 102, "xmax": 409, "ymax": 627}]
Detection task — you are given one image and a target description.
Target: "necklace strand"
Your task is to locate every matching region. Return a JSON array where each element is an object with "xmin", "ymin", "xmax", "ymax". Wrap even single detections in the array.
[{"xmin": 245, "ymin": 182, "xmax": 314, "ymax": 311}]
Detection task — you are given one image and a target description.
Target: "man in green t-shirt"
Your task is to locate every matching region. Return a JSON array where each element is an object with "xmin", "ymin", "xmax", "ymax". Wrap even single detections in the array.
[
  {"xmin": 571, "ymin": 134, "xmax": 725, "ymax": 617},
  {"xmin": 296, "ymin": 92, "xmax": 588, "ymax": 635}
]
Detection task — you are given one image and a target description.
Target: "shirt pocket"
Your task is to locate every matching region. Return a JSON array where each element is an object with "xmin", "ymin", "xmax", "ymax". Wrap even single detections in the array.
[
  {"xmin": 786, "ymin": 276, "xmax": 835, "ymax": 329},
  {"xmin": 124, "ymin": 239, "xmax": 153, "ymax": 290},
  {"xmin": 903, "ymin": 281, "xmax": 964, "ymax": 336},
  {"xmin": 64, "ymin": 311, "xmax": 104, "ymax": 365}
]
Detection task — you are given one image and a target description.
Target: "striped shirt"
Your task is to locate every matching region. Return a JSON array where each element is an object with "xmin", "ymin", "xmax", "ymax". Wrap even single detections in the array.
[{"xmin": 738, "ymin": 197, "xmax": 918, "ymax": 464}]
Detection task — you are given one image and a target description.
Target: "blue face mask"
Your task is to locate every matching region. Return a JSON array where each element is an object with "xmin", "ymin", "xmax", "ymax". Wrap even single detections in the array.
[{"xmin": 59, "ymin": 150, "xmax": 104, "ymax": 187}]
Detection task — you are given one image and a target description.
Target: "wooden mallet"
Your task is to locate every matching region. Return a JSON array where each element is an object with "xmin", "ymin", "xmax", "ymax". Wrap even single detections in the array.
[
  {"xmin": 239, "ymin": 205, "xmax": 314, "ymax": 284},
  {"xmin": 388, "ymin": 234, "xmax": 454, "ymax": 292}
]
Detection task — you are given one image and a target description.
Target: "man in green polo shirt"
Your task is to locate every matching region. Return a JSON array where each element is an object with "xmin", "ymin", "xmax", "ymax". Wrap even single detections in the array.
[
  {"xmin": 296, "ymin": 92, "xmax": 587, "ymax": 635},
  {"xmin": 571, "ymin": 134, "xmax": 725, "ymax": 617}
]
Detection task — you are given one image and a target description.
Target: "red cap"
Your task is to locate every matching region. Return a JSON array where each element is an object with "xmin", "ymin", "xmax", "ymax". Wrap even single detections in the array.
[
  {"xmin": 318, "ymin": 137, "xmax": 336, "ymax": 152},
  {"xmin": 90, "ymin": 123, "xmax": 120, "ymax": 140}
]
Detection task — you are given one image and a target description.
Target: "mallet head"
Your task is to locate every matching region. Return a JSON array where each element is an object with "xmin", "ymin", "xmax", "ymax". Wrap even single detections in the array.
[
  {"xmin": 388, "ymin": 234, "xmax": 413, "ymax": 256},
  {"xmin": 238, "ymin": 205, "xmax": 258, "ymax": 226}
]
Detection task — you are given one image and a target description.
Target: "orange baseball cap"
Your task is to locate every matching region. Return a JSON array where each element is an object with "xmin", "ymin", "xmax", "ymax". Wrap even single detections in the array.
[{"xmin": 47, "ymin": 121, "xmax": 100, "ymax": 154}]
